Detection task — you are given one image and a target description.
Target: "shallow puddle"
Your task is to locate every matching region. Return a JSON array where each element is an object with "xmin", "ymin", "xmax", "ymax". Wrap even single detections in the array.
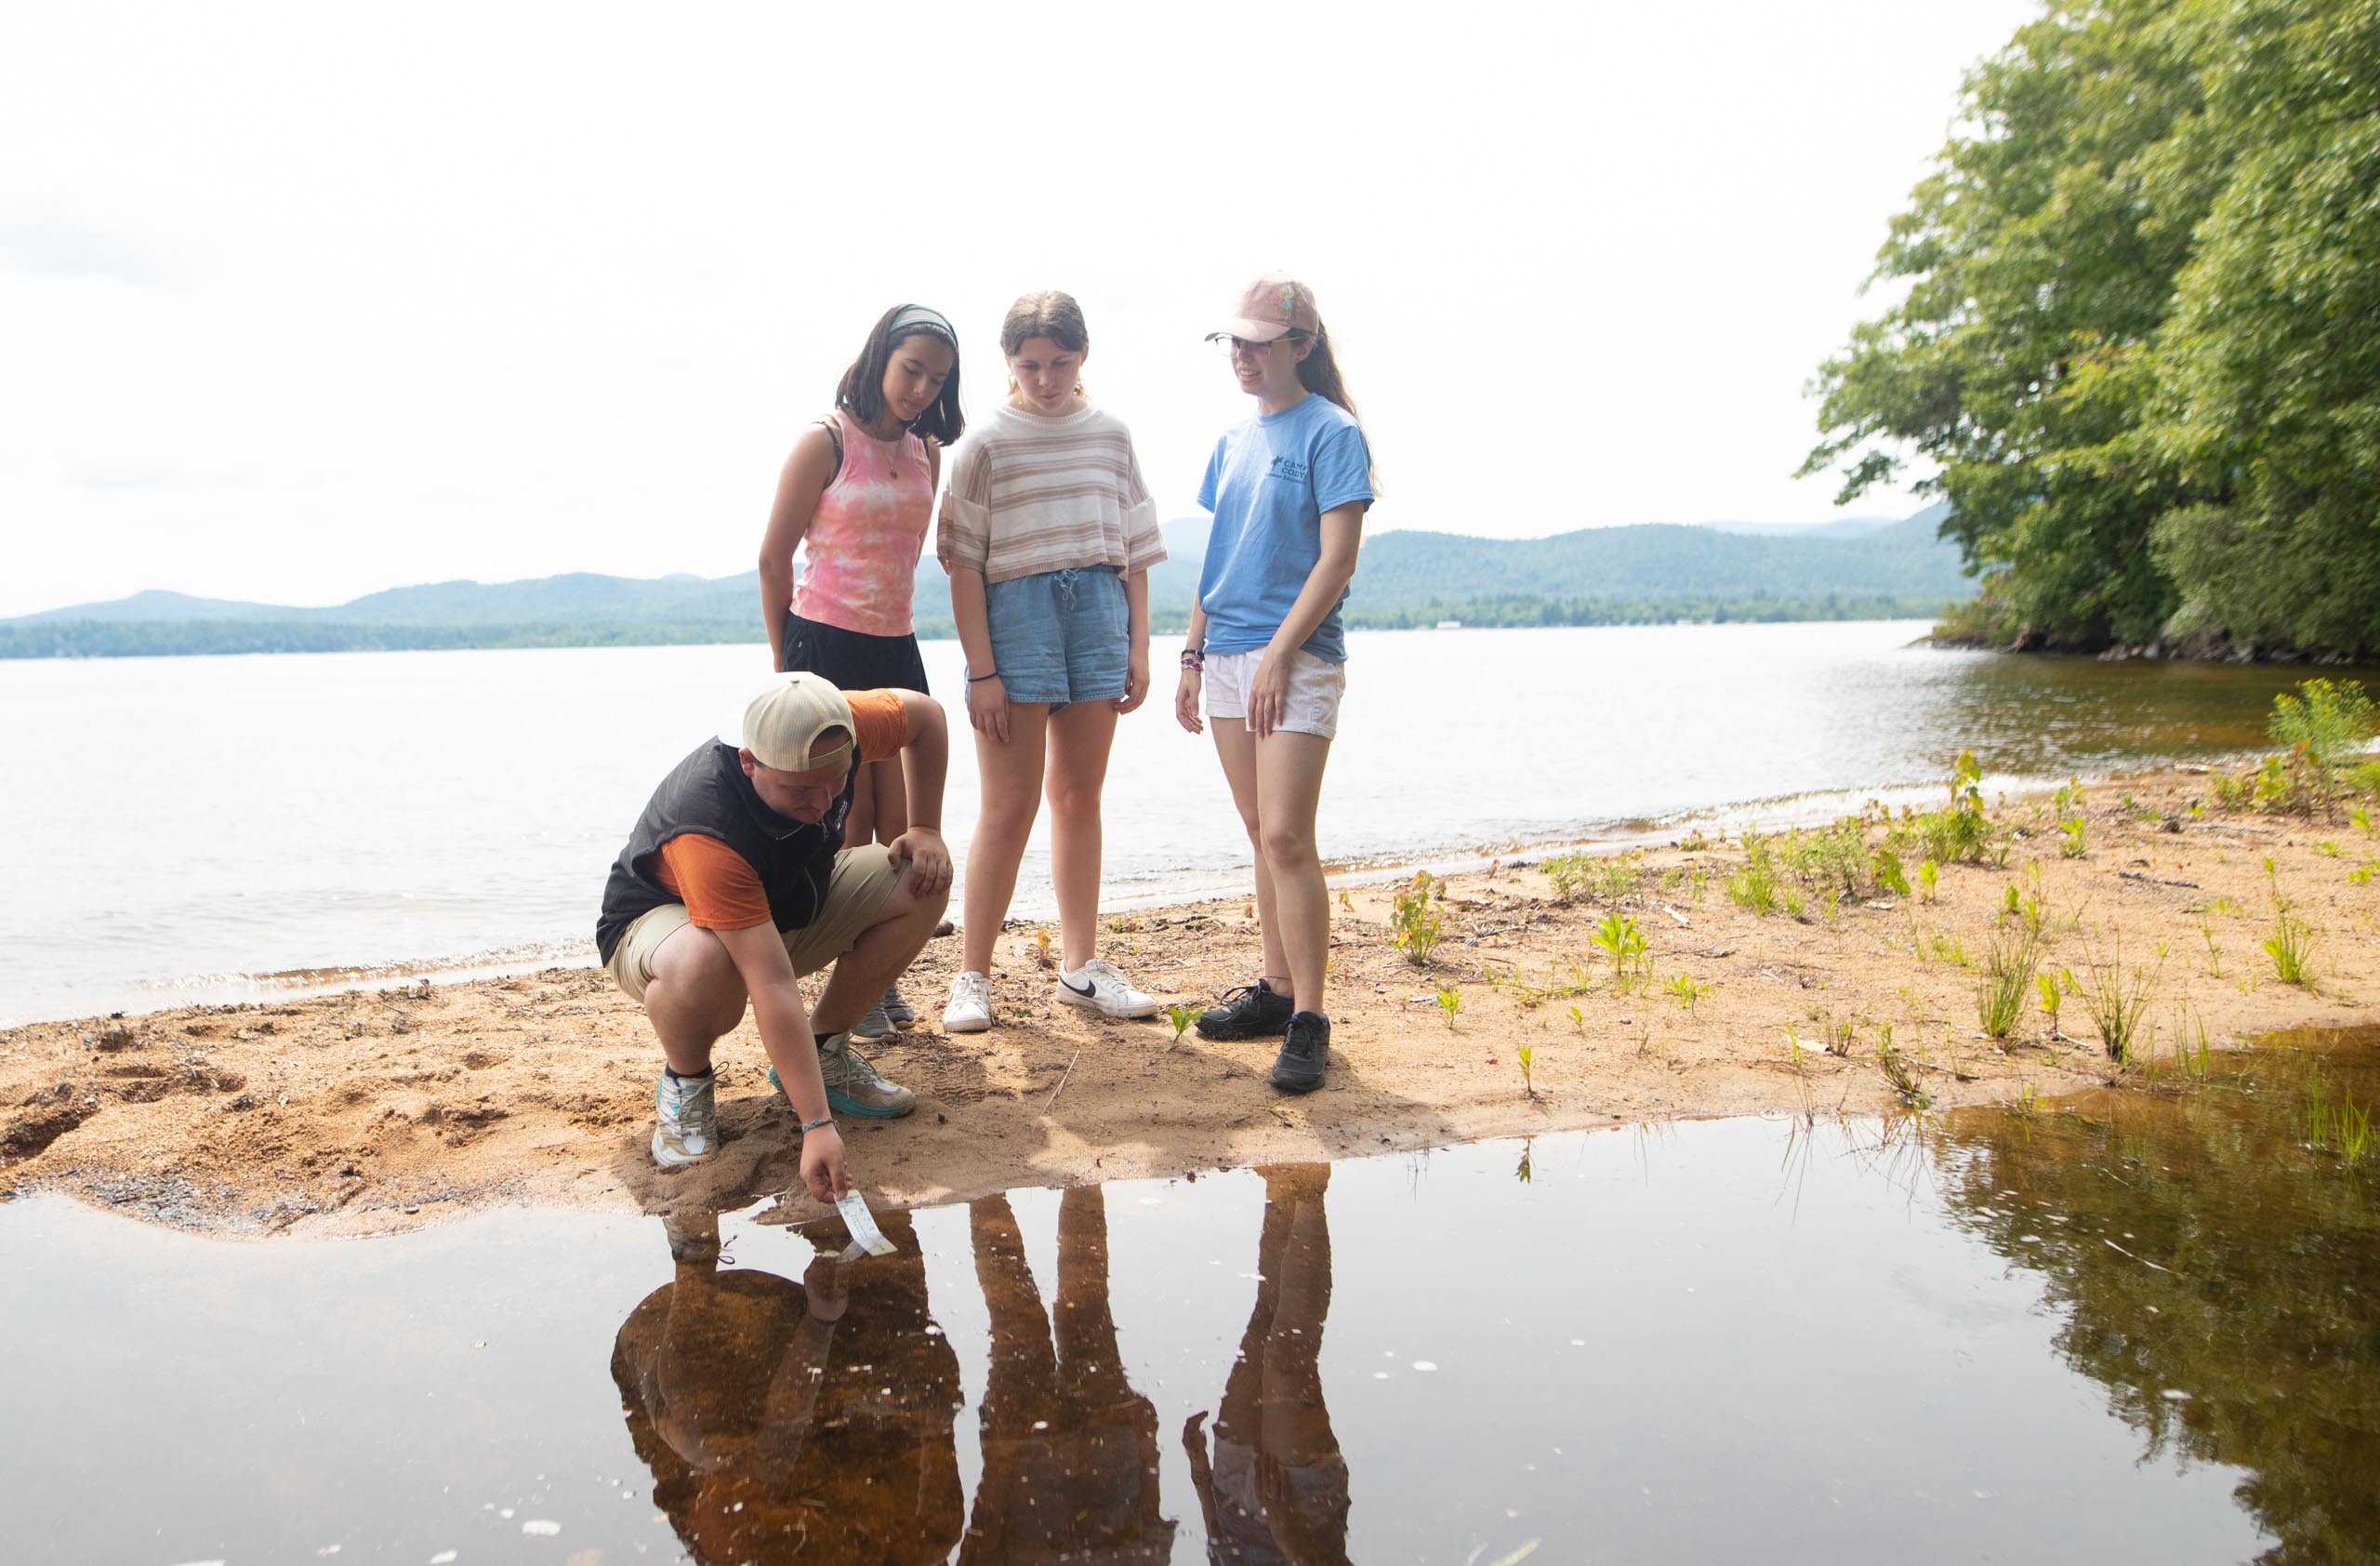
[{"xmin": 5, "ymin": 1031, "xmax": 2374, "ymax": 1564}]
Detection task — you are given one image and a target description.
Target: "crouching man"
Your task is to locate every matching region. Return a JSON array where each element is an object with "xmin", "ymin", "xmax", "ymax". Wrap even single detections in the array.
[{"xmin": 596, "ymin": 673, "xmax": 952, "ymax": 1200}]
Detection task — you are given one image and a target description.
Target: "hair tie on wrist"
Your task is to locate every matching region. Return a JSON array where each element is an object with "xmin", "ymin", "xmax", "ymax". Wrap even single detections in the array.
[{"xmin": 968, "ymin": 670, "xmax": 1000, "ymax": 683}]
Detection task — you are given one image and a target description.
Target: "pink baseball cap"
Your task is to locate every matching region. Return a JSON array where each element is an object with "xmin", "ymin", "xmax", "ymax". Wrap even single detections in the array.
[{"xmin": 1206, "ymin": 273, "xmax": 1319, "ymax": 342}]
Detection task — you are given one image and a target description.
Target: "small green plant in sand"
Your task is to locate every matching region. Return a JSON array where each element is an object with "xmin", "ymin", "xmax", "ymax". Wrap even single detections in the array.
[
  {"xmin": 1977, "ymin": 927, "xmax": 2043, "ymax": 1040},
  {"xmin": 2036, "ymin": 968, "xmax": 2073, "ymax": 1037},
  {"xmin": 2197, "ymin": 916, "xmax": 2226, "ymax": 979},
  {"xmin": 2263, "ymin": 856, "xmax": 2319, "ymax": 990},
  {"xmin": 1917, "ymin": 859, "xmax": 1939, "ymax": 902},
  {"xmin": 1567, "ymin": 1003, "xmax": 1585, "ymax": 1039},
  {"xmin": 1912, "ymin": 925, "xmax": 1970, "ymax": 967},
  {"xmin": 1727, "ymin": 832, "xmax": 1783, "ymax": 915},
  {"xmin": 1591, "ymin": 912, "xmax": 1646, "ymax": 988},
  {"xmin": 2270, "ymin": 677, "xmax": 2377, "ymax": 765},
  {"xmin": 1390, "ymin": 871, "xmax": 1444, "ymax": 967},
  {"xmin": 1803, "ymin": 1009, "xmax": 1858, "ymax": 1058},
  {"xmin": 1436, "ymin": 983, "xmax": 1461, "ymax": 1030},
  {"xmin": 2266, "ymin": 908, "xmax": 2319, "ymax": 989},
  {"xmin": 1166, "ymin": 1003, "xmax": 1197, "ymax": 1049},
  {"xmin": 2058, "ymin": 815, "xmax": 2089, "ymax": 858},
  {"xmin": 1540, "ymin": 850, "xmax": 1593, "ymax": 905},
  {"xmin": 1515, "ymin": 1042, "xmax": 1537, "ymax": 1099},
  {"xmin": 1664, "ymin": 972, "xmax": 1709, "ymax": 1014},
  {"xmin": 1904, "ymin": 750, "xmax": 1994, "ymax": 865},
  {"xmin": 2080, "ymin": 942, "xmax": 2162, "ymax": 1063},
  {"xmin": 1875, "ymin": 1037, "xmax": 1930, "ymax": 1110},
  {"xmin": 1543, "ymin": 849, "xmax": 1641, "ymax": 906}
]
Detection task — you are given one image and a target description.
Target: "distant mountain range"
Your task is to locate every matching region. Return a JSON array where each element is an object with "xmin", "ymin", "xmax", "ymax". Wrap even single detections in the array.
[{"xmin": 1, "ymin": 505, "xmax": 1970, "ymax": 657}]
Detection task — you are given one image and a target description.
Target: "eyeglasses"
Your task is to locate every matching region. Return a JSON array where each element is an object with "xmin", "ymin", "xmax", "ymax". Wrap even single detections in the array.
[{"xmin": 1218, "ymin": 333, "xmax": 1306, "ymax": 356}]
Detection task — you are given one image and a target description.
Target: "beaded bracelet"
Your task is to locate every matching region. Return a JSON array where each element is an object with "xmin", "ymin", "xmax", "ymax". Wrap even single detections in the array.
[{"xmin": 800, "ymin": 1115, "xmax": 835, "ymax": 1133}]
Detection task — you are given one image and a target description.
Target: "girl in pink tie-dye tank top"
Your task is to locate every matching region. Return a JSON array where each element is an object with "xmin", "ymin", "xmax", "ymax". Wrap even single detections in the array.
[{"xmin": 759, "ymin": 304, "xmax": 967, "ymax": 1037}]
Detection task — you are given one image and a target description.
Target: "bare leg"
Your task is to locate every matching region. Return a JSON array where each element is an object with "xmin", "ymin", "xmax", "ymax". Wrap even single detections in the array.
[
  {"xmin": 1253, "ymin": 730, "xmax": 1333, "ymax": 1016},
  {"xmin": 1045, "ymin": 701, "xmax": 1119, "ymax": 972},
  {"xmin": 810, "ymin": 874, "xmax": 947, "ymax": 1034},
  {"xmin": 960, "ymin": 705, "xmax": 1051, "ymax": 976},
  {"xmin": 641, "ymin": 923, "xmax": 753, "ymax": 1076},
  {"xmin": 1210, "ymin": 718, "xmax": 1291, "ymax": 999}
]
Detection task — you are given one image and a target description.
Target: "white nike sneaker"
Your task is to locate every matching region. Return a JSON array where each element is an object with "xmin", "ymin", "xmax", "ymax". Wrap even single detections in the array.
[
  {"xmin": 943, "ymin": 970, "xmax": 994, "ymax": 1033},
  {"xmin": 1056, "ymin": 958, "xmax": 1163, "ymax": 1020}
]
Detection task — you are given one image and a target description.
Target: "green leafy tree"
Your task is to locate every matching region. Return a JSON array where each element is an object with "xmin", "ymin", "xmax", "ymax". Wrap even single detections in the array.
[
  {"xmin": 1802, "ymin": 1, "xmax": 2228, "ymax": 648},
  {"xmin": 2150, "ymin": 0, "xmax": 2380, "ymax": 657}
]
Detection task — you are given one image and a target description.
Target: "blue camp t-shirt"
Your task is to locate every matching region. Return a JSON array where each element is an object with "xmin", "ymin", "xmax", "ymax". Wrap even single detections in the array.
[{"xmin": 1195, "ymin": 392, "xmax": 1373, "ymax": 663}]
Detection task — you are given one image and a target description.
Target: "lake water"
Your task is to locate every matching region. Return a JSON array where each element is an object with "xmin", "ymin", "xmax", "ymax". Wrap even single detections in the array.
[
  {"xmin": 6, "ymin": 1027, "xmax": 2373, "ymax": 1564},
  {"xmin": 0, "ymin": 623, "xmax": 2353, "ymax": 1023}
]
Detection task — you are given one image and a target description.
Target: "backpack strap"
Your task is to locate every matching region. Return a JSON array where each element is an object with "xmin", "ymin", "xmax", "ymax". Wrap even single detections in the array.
[{"xmin": 814, "ymin": 415, "xmax": 844, "ymax": 484}]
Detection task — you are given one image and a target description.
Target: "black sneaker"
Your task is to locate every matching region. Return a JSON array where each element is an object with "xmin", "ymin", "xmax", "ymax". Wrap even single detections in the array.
[
  {"xmin": 1197, "ymin": 979, "xmax": 1295, "ymax": 1041},
  {"xmin": 1270, "ymin": 1012, "xmax": 1330, "ymax": 1094}
]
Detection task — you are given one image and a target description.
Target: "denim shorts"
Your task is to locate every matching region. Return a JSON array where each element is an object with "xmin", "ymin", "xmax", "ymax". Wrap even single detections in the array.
[{"xmin": 972, "ymin": 567, "xmax": 1129, "ymax": 706}]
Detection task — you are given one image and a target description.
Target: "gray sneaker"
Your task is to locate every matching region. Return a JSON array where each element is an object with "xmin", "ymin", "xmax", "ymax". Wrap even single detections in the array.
[
  {"xmin": 652, "ymin": 1069, "xmax": 719, "ymax": 1167},
  {"xmin": 817, "ymin": 1031, "xmax": 916, "ymax": 1120},
  {"xmin": 879, "ymin": 984, "xmax": 917, "ymax": 1029},
  {"xmin": 850, "ymin": 1000, "xmax": 896, "ymax": 1042}
]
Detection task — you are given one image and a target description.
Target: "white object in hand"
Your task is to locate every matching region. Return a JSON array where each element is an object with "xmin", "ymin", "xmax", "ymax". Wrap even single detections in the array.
[{"xmin": 836, "ymin": 1189, "xmax": 895, "ymax": 1257}]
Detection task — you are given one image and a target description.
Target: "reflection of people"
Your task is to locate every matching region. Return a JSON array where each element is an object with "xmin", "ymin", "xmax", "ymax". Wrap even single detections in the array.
[
  {"xmin": 1175, "ymin": 276, "xmax": 1375, "ymax": 1095},
  {"xmin": 961, "ymin": 1188, "xmax": 1175, "ymax": 1563},
  {"xmin": 1184, "ymin": 1164, "xmax": 1351, "ymax": 1565},
  {"xmin": 594, "ymin": 673, "xmax": 953, "ymax": 1197},
  {"xmin": 936, "ymin": 290, "xmax": 1170, "ymax": 1034},
  {"xmin": 759, "ymin": 303, "xmax": 965, "ymax": 1041},
  {"xmin": 611, "ymin": 1208, "xmax": 963, "ymax": 1566}
]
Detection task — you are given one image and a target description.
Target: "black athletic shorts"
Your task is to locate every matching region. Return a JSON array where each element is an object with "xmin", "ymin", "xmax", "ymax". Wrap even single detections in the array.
[{"xmin": 779, "ymin": 609, "xmax": 929, "ymax": 696}]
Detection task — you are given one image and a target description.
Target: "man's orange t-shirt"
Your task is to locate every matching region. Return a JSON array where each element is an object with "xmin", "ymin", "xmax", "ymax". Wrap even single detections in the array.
[{"xmin": 652, "ymin": 690, "xmax": 908, "ymax": 933}]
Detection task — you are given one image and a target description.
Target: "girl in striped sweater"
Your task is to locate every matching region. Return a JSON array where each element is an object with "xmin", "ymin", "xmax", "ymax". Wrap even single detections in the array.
[{"xmin": 935, "ymin": 291, "xmax": 1170, "ymax": 1031}]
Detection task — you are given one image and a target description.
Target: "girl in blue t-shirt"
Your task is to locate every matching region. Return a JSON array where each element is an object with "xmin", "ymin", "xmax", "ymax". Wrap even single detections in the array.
[{"xmin": 1173, "ymin": 274, "xmax": 1375, "ymax": 1095}]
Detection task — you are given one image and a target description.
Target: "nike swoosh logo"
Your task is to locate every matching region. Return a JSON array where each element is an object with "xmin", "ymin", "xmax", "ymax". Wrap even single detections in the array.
[{"xmin": 1059, "ymin": 975, "xmax": 1095, "ymax": 996}]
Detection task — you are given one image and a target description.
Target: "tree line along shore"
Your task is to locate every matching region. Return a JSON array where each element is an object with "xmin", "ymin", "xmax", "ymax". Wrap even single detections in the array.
[{"xmin": 1802, "ymin": 0, "xmax": 2380, "ymax": 664}]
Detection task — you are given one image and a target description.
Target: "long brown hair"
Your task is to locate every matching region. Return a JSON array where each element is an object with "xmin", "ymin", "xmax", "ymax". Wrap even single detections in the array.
[
  {"xmin": 999, "ymin": 290, "xmax": 1089, "ymax": 401},
  {"xmin": 1291, "ymin": 324, "xmax": 1378, "ymax": 492}
]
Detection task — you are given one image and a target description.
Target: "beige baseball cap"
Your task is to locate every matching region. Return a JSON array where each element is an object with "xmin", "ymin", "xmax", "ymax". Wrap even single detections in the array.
[
  {"xmin": 1206, "ymin": 273, "xmax": 1319, "ymax": 342},
  {"xmin": 722, "ymin": 672, "xmax": 854, "ymax": 772}
]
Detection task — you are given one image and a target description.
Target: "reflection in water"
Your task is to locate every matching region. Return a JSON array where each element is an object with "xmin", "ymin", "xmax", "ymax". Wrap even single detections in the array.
[
  {"xmin": 965, "ymin": 1188, "xmax": 1175, "ymax": 1561},
  {"xmin": 1931, "ymin": 1029, "xmax": 2380, "ymax": 1565},
  {"xmin": 590, "ymin": 1054, "xmax": 2380, "ymax": 1566},
  {"xmin": 1185, "ymin": 1164, "xmax": 1350, "ymax": 1566},
  {"xmin": 611, "ymin": 1208, "xmax": 964, "ymax": 1564}
]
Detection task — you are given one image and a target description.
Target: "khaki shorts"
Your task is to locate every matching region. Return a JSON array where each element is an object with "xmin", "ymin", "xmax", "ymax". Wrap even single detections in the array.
[
  {"xmin": 1202, "ymin": 648, "xmax": 1347, "ymax": 739},
  {"xmin": 604, "ymin": 845, "xmax": 902, "ymax": 1004}
]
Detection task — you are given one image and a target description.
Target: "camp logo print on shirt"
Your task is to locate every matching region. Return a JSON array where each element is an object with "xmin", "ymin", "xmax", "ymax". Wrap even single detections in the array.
[{"xmin": 1266, "ymin": 456, "xmax": 1310, "ymax": 484}]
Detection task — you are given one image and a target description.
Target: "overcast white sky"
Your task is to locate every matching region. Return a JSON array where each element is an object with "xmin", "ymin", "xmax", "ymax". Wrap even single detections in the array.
[{"xmin": 0, "ymin": 1, "xmax": 2039, "ymax": 617}]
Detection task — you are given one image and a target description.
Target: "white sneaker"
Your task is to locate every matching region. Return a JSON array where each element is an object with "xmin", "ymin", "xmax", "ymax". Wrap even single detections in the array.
[
  {"xmin": 1056, "ymin": 958, "xmax": 1163, "ymax": 1019},
  {"xmin": 943, "ymin": 971, "xmax": 994, "ymax": 1033},
  {"xmin": 651, "ymin": 1069, "xmax": 718, "ymax": 1168}
]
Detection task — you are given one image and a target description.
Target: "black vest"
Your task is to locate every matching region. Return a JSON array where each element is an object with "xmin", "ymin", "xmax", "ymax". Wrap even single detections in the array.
[{"xmin": 595, "ymin": 741, "xmax": 857, "ymax": 962}]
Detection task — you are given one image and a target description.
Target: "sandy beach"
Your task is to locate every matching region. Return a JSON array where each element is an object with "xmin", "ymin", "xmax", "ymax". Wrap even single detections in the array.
[{"xmin": 5, "ymin": 765, "xmax": 2373, "ymax": 1238}]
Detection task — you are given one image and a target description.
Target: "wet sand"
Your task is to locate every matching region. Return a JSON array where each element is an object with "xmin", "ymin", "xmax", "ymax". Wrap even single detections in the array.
[{"xmin": 5, "ymin": 767, "xmax": 2373, "ymax": 1237}]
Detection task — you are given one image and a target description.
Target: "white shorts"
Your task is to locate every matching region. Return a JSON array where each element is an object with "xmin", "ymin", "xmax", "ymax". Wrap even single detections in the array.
[{"xmin": 1202, "ymin": 648, "xmax": 1346, "ymax": 739}]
